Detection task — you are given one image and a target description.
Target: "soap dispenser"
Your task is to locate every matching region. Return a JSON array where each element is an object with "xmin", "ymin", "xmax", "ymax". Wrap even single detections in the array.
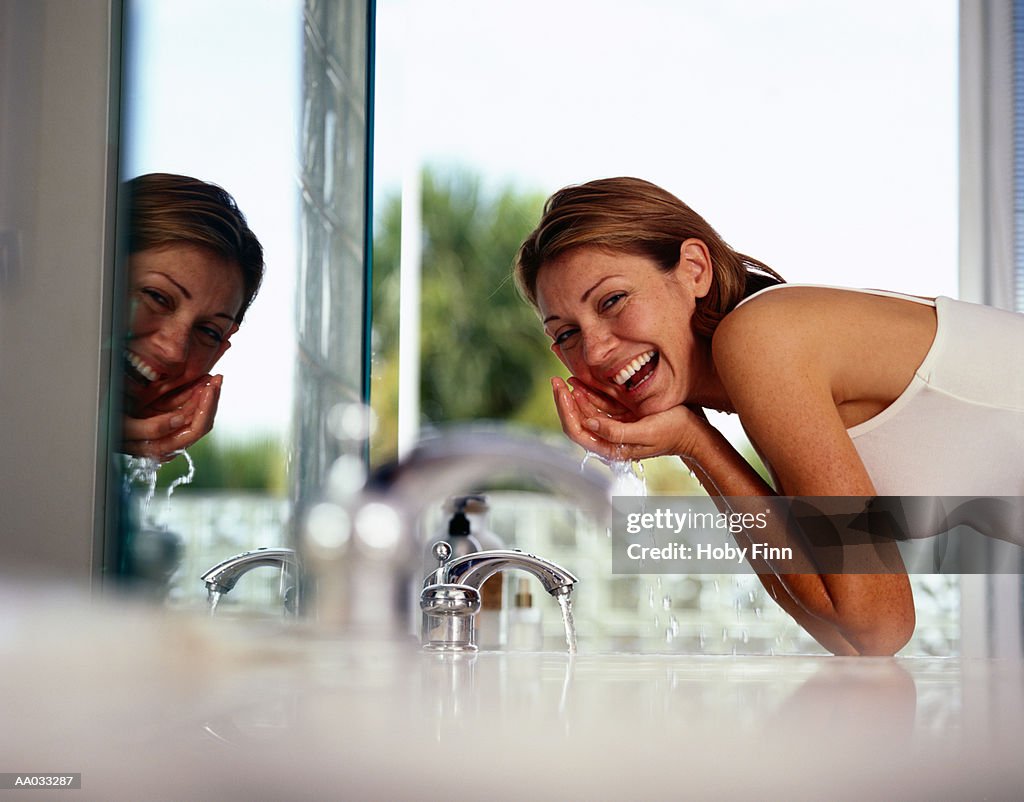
[{"xmin": 428, "ymin": 494, "xmax": 505, "ymax": 648}]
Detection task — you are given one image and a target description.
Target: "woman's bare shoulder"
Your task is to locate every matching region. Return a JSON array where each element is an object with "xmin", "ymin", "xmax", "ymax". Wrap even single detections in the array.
[
  {"xmin": 713, "ymin": 285, "xmax": 909, "ymax": 357},
  {"xmin": 712, "ymin": 286, "xmax": 831, "ymax": 360}
]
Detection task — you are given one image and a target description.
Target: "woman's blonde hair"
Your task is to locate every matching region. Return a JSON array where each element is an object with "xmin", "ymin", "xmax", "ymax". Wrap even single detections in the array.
[
  {"xmin": 126, "ymin": 173, "xmax": 264, "ymax": 324},
  {"xmin": 514, "ymin": 177, "xmax": 783, "ymax": 338}
]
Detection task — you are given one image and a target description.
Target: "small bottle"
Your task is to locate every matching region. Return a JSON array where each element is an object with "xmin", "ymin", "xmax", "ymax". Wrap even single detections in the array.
[{"xmin": 507, "ymin": 577, "xmax": 543, "ymax": 651}]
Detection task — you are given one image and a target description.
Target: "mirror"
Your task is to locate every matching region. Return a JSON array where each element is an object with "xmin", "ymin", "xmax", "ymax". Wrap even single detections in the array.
[{"xmin": 116, "ymin": 0, "xmax": 371, "ymax": 615}]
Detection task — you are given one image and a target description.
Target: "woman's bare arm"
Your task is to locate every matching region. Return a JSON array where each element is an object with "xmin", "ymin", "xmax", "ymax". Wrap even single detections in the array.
[{"xmin": 707, "ymin": 297, "xmax": 915, "ymax": 655}]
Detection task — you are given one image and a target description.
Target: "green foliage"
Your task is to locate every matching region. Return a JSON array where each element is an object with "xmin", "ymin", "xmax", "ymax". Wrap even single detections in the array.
[
  {"xmin": 372, "ymin": 168, "xmax": 559, "ymax": 447},
  {"xmin": 155, "ymin": 432, "xmax": 287, "ymax": 495}
]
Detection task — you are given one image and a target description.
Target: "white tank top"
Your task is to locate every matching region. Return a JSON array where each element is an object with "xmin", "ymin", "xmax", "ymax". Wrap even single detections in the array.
[{"xmin": 737, "ymin": 285, "xmax": 1024, "ymax": 496}]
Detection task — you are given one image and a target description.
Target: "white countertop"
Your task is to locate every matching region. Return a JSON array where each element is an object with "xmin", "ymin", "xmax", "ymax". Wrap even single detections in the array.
[{"xmin": 1, "ymin": 585, "xmax": 1020, "ymax": 801}]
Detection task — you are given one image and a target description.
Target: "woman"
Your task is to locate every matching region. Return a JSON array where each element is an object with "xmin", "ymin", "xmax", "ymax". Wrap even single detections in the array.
[
  {"xmin": 514, "ymin": 176, "xmax": 1024, "ymax": 656},
  {"xmin": 121, "ymin": 173, "xmax": 264, "ymax": 460}
]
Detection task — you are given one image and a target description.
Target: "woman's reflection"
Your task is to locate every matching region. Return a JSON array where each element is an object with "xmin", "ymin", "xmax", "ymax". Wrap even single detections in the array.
[
  {"xmin": 121, "ymin": 173, "xmax": 264, "ymax": 460},
  {"xmin": 769, "ymin": 658, "xmax": 917, "ymax": 745}
]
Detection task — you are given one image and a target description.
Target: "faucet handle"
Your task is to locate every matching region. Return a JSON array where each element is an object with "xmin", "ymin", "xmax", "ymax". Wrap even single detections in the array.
[{"xmin": 431, "ymin": 540, "xmax": 453, "ymax": 568}]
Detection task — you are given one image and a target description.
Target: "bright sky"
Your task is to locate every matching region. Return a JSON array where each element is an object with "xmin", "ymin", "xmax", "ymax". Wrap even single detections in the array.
[
  {"xmin": 123, "ymin": 0, "xmax": 302, "ymax": 439},
  {"xmin": 126, "ymin": 0, "xmax": 958, "ymax": 439}
]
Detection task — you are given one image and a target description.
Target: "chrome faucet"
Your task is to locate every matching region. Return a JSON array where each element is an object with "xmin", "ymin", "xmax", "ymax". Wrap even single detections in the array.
[
  {"xmin": 201, "ymin": 547, "xmax": 297, "ymax": 615},
  {"xmin": 301, "ymin": 425, "xmax": 612, "ymax": 639},
  {"xmin": 420, "ymin": 540, "xmax": 579, "ymax": 652}
]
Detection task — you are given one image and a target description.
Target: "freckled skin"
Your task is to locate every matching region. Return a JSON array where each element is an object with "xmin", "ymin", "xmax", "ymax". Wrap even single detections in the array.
[
  {"xmin": 121, "ymin": 244, "xmax": 244, "ymax": 459},
  {"xmin": 536, "ymin": 244, "xmax": 720, "ymax": 419}
]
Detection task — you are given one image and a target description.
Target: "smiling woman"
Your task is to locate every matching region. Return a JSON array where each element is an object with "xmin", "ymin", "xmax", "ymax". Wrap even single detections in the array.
[
  {"xmin": 516, "ymin": 176, "xmax": 1024, "ymax": 656},
  {"xmin": 121, "ymin": 173, "xmax": 265, "ymax": 461}
]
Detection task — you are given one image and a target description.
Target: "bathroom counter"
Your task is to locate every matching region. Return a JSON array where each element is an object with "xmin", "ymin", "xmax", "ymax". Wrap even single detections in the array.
[{"xmin": 1, "ymin": 586, "xmax": 1020, "ymax": 800}]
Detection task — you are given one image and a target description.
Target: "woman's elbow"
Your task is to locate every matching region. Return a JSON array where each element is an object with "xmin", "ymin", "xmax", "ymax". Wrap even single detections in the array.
[{"xmin": 846, "ymin": 601, "xmax": 916, "ymax": 657}]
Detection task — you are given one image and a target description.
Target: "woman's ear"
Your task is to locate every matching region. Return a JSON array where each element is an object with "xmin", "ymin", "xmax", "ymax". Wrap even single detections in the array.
[{"xmin": 679, "ymin": 239, "xmax": 714, "ymax": 299}]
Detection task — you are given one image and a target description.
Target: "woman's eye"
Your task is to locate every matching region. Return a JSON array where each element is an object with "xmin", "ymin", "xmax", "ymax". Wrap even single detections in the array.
[
  {"xmin": 600, "ymin": 293, "xmax": 626, "ymax": 311},
  {"xmin": 554, "ymin": 328, "xmax": 578, "ymax": 346},
  {"xmin": 198, "ymin": 326, "xmax": 224, "ymax": 344},
  {"xmin": 141, "ymin": 288, "xmax": 170, "ymax": 308}
]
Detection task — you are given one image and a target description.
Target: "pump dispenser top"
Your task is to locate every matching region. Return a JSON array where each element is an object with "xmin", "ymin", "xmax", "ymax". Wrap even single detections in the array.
[{"xmin": 448, "ymin": 506, "xmax": 471, "ymax": 540}]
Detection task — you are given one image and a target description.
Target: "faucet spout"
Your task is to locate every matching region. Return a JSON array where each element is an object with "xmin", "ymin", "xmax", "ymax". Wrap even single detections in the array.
[
  {"xmin": 428, "ymin": 548, "xmax": 579, "ymax": 597},
  {"xmin": 201, "ymin": 547, "xmax": 296, "ymax": 594},
  {"xmin": 369, "ymin": 428, "xmax": 611, "ymax": 523}
]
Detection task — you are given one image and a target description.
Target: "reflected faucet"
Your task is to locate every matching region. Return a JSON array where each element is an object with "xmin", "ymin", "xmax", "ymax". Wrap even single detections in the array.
[
  {"xmin": 201, "ymin": 547, "xmax": 297, "ymax": 615},
  {"xmin": 301, "ymin": 426, "xmax": 612, "ymax": 640},
  {"xmin": 420, "ymin": 540, "xmax": 579, "ymax": 652}
]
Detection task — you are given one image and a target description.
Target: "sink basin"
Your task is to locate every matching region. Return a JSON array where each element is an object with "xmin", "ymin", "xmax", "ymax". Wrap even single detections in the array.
[{"xmin": 0, "ymin": 584, "xmax": 1019, "ymax": 800}]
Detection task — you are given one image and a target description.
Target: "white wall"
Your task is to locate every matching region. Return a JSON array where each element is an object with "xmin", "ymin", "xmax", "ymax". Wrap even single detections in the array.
[{"xmin": 0, "ymin": 0, "xmax": 120, "ymax": 583}]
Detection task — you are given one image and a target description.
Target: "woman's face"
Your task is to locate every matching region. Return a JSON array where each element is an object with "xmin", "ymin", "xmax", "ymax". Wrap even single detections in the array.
[
  {"xmin": 535, "ymin": 245, "xmax": 713, "ymax": 417},
  {"xmin": 124, "ymin": 244, "xmax": 244, "ymax": 417}
]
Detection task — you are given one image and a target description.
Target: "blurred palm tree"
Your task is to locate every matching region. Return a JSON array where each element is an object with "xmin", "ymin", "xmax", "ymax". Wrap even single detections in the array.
[{"xmin": 371, "ymin": 167, "xmax": 563, "ymax": 460}]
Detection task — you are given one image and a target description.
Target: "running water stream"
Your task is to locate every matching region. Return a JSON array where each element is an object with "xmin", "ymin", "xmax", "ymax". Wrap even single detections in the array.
[
  {"xmin": 557, "ymin": 593, "xmax": 577, "ymax": 654},
  {"xmin": 124, "ymin": 450, "xmax": 195, "ymax": 528}
]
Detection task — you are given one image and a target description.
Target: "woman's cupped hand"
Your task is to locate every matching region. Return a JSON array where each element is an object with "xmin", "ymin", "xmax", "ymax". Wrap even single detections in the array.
[
  {"xmin": 122, "ymin": 374, "xmax": 223, "ymax": 461},
  {"xmin": 551, "ymin": 376, "xmax": 709, "ymax": 462}
]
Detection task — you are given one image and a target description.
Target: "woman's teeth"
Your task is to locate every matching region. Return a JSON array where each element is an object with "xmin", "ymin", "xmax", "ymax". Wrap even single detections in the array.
[
  {"xmin": 125, "ymin": 351, "xmax": 157, "ymax": 383},
  {"xmin": 613, "ymin": 350, "xmax": 656, "ymax": 387}
]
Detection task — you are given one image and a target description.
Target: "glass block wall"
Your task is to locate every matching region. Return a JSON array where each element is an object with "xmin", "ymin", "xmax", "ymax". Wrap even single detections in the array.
[{"xmin": 294, "ymin": 0, "xmax": 373, "ymax": 518}]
